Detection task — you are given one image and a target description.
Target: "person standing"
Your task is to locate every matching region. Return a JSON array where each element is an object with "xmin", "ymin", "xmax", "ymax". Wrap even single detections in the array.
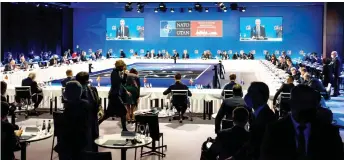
[
  {"xmin": 125, "ymin": 68, "xmax": 140, "ymax": 123},
  {"xmin": 98, "ymin": 60, "xmax": 132, "ymax": 132},
  {"xmin": 330, "ymin": 51, "xmax": 342, "ymax": 97},
  {"xmin": 75, "ymin": 72, "xmax": 101, "ymax": 152}
]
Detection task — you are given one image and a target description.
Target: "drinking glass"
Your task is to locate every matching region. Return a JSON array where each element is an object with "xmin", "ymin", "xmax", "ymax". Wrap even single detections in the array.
[{"xmin": 139, "ymin": 124, "xmax": 146, "ymax": 139}]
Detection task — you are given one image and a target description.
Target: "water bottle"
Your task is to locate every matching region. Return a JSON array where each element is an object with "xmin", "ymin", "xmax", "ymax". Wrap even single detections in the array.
[
  {"xmin": 200, "ymin": 84, "xmax": 203, "ymax": 89},
  {"xmin": 149, "ymin": 83, "xmax": 152, "ymax": 88},
  {"xmin": 42, "ymin": 120, "xmax": 46, "ymax": 131},
  {"xmin": 47, "ymin": 120, "xmax": 51, "ymax": 132}
]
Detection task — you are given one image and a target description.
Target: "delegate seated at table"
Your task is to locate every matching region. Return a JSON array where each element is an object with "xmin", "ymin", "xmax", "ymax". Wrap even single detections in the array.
[
  {"xmin": 215, "ymin": 84, "xmax": 245, "ymax": 134},
  {"xmin": 163, "ymin": 73, "xmax": 192, "ymax": 123},
  {"xmin": 21, "ymin": 73, "xmax": 44, "ymax": 115}
]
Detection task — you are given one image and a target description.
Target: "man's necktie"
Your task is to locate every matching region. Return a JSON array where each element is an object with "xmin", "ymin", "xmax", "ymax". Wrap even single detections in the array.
[
  {"xmin": 297, "ymin": 124, "xmax": 306, "ymax": 156},
  {"xmin": 257, "ymin": 26, "xmax": 260, "ymax": 37},
  {"xmin": 122, "ymin": 27, "xmax": 124, "ymax": 37}
]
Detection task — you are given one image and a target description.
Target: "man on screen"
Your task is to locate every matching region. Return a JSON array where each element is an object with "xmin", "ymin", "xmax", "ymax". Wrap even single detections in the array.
[
  {"xmin": 116, "ymin": 19, "xmax": 130, "ymax": 39},
  {"xmin": 251, "ymin": 19, "xmax": 266, "ymax": 39}
]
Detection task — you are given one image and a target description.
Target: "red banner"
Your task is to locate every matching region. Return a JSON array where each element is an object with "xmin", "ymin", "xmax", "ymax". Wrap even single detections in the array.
[{"xmin": 190, "ymin": 21, "xmax": 223, "ymax": 37}]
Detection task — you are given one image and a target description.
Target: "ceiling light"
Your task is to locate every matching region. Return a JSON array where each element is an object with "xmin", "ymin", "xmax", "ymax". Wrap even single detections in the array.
[
  {"xmin": 240, "ymin": 7, "xmax": 246, "ymax": 12},
  {"xmin": 223, "ymin": 7, "xmax": 227, "ymax": 12},
  {"xmin": 188, "ymin": 8, "xmax": 192, "ymax": 12},
  {"xmin": 205, "ymin": 8, "xmax": 209, "ymax": 12},
  {"xmin": 154, "ymin": 8, "xmax": 158, "ymax": 13},
  {"xmin": 171, "ymin": 8, "xmax": 174, "ymax": 13}
]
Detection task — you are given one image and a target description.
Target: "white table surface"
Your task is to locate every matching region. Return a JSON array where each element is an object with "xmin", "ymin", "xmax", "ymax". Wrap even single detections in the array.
[{"xmin": 95, "ymin": 133, "xmax": 152, "ymax": 149}]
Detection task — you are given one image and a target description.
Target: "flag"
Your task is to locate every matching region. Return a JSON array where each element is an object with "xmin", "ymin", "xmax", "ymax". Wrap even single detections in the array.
[
  {"xmin": 143, "ymin": 77, "xmax": 147, "ymax": 83},
  {"xmin": 96, "ymin": 76, "xmax": 101, "ymax": 82}
]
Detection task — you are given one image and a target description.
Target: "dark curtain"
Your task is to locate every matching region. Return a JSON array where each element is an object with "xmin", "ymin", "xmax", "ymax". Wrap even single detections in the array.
[{"xmin": 1, "ymin": 3, "xmax": 63, "ymax": 60}]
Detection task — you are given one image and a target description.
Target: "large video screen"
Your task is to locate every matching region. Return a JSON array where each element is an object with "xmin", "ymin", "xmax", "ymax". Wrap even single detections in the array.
[
  {"xmin": 240, "ymin": 17, "xmax": 283, "ymax": 41},
  {"xmin": 106, "ymin": 18, "xmax": 144, "ymax": 41},
  {"xmin": 160, "ymin": 20, "xmax": 223, "ymax": 37}
]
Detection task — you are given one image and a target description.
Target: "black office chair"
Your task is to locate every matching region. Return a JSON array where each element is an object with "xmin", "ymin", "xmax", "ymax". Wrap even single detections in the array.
[
  {"xmin": 134, "ymin": 114, "xmax": 167, "ymax": 159},
  {"xmin": 169, "ymin": 90, "xmax": 193, "ymax": 122},
  {"xmin": 50, "ymin": 111, "xmax": 64, "ymax": 160},
  {"xmin": 81, "ymin": 151, "xmax": 112, "ymax": 160},
  {"xmin": 14, "ymin": 86, "xmax": 37, "ymax": 118},
  {"xmin": 223, "ymin": 90, "xmax": 234, "ymax": 99},
  {"xmin": 277, "ymin": 92, "xmax": 291, "ymax": 118}
]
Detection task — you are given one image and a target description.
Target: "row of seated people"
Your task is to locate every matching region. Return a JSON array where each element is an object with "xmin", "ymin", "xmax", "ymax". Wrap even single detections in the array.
[
  {"xmin": 269, "ymin": 50, "xmax": 342, "ymax": 97},
  {"xmin": 210, "ymin": 80, "xmax": 343, "ymax": 160}
]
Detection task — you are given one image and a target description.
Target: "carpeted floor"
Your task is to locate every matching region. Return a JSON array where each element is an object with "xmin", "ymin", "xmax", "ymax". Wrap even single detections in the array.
[{"xmin": 14, "ymin": 118, "xmax": 216, "ymax": 160}]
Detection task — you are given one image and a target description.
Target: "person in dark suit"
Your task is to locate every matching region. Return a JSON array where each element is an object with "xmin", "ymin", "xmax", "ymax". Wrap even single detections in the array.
[
  {"xmin": 19, "ymin": 56, "xmax": 29, "ymax": 70},
  {"xmin": 116, "ymin": 19, "xmax": 130, "ymax": 38},
  {"xmin": 243, "ymin": 82, "xmax": 278, "ymax": 160},
  {"xmin": 277, "ymin": 57, "xmax": 287, "ymax": 70},
  {"xmin": 239, "ymin": 52, "xmax": 247, "ymax": 60},
  {"xmin": 21, "ymin": 73, "xmax": 43, "ymax": 113},
  {"xmin": 4, "ymin": 59, "xmax": 17, "ymax": 72},
  {"xmin": 210, "ymin": 107, "xmax": 250, "ymax": 160},
  {"xmin": 221, "ymin": 74, "xmax": 237, "ymax": 97},
  {"xmin": 304, "ymin": 73, "xmax": 327, "ymax": 94},
  {"xmin": 106, "ymin": 49, "xmax": 112, "ymax": 59},
  {"xmin": 247, "ymin": 52, "xmax": 254, "ymax": 60},
  {"xmin": 260, "ymin": 85, "xmax": 344, "ymax": 160},
  {"xmin": 80, "ymin": 51, "xmax": 88, "ymax": 62},
  {"xmin": 1, "ymin": 81, "xmax": 7, "ymax": 102},
  {"xmin": 1, "ymin": 102, "xmax": 23, "ymax": 160},
  {"xmin": 273, "ymin": 76, "xmax": 295, "ymax": 116},
  {"xmin": 251, "ymin": 19, "xmax": 266, "ymax": 39},
  {"xmin": 273, "ymin": 76, "xmax": 295, "ymax": 106},
  {"xmin": 298, "ymin": 67, "xmax": 307, "ymax": 84},
  {"xmin": 98, "ymin": 60, "xmax": 131, "ymax": 131},
  {"xmin": 216, "ymin": 84, "xmax": 245, "ymax": 134},
  {"xmin": 281, "ymin": 51, "xmax": 291, "ymax": 61},
  {"xmin": 330, "ymin": 51, "xmax": 342, "ymax": 96},
  {"xmin": 54, "ymin": 81, "xmax": 92, "ymax": 160},
  {"xmin": 285, "ymin": 59, "xmax": 294, "ymax": 74},
  {"xmin": 173, "ymin": 50, "xmax": 180, "ymax": 59},
  {"xmin": 75, "ymin": 72, "xmax": 101, "ymax": 152},
  {"xmin": 61, "ymin": 70, "xmax": 74, "ymax": 87},
  {"xmin": 264, "ymin": 51, "xmax": 271, "ymax": 61},
  {"xmin": 182, "ymin": 50, "xmax": 190, "ymax": 59},
  {"xmin": 322, "ymin": 58, "xmax": 333, "ymax": 87},
  {"xmin": 163, "ymin": 73, "xmax": 192, "ymax": 123},
  {"xmin": 232, "ymin": 52, "xmax": 238, "ymax": 60},
  {"xmin": 119, "ymin": 50, "xmax": 126, "ymax": 58},
  {"xmin": 291, "ymin": 67, "xmax": 300, "ymax": 81}
]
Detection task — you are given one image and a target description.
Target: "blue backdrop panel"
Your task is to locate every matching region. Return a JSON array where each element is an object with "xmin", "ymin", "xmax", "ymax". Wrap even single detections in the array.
[{"xmin": 73, "ymin": 4, "xmax": 323, "ymax": 59}]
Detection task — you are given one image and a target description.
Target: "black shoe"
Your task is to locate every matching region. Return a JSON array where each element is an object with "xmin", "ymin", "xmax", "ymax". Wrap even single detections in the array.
[
  {"xmin": 331, "ymin": 94, "xmax": 339, "ymax": 97},
  {"xmin": 179, "ymin": 119, "xmax": 183, "ymax": 123}
]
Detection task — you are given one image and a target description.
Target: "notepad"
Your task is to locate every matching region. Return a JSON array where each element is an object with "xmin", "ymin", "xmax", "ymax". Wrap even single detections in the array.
[{"xmin": 103, "ymin": 140, "xmax": 127, "ymax": 146}]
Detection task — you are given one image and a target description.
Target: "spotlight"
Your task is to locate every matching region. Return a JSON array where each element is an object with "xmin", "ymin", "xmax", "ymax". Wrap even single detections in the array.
[
  {"xmin": 154, "ymin": 8, "xmax": 158, "ymax": 13},
  {"xmin": 188, "ymin": 8, "xmax": 192, "ymax": 12},
  {"xmin": 159, "ymin": 3, "xmax": 167, "ymax": 12},
  {"xmin": 218, "ymin": 2, "xmax": 225, "ymax": 9},
  {"xmin": 205, "ymin": 8, "xmax": 209, "ymax": 12},
  {"xmin": 239, "ymin": 7, "xmax": 246, "ymax": 12},
  {"xmin": 223, "ymin": 7, "xmax": 227, "ymax": 12},
  {"xmin": 60, "ymin": 8, "xmax": 62, "ymax": 10},
  {"xmin": 137, "ymin": 3, "xmax": 144, "ymax": 13},
  {"xmin": 36, "ymin": 4, "xmax": 40, "ymax": 7},
  {"xmin": 194, "ymin": 3, "xmax": 203, "ymax": 12},
  {"xmin": 230, "ymin": 3, "xmax": 238, "ymax": 10},
  {"xmin": 171, "ymin": 8, "xmax": 174, "ymax": 13},
  {"xmin": 125, "ymin": 2, "xmax": 133, "ymax": 12},
  {"xmin": 45, "ymin": 4, "xmax": 48, "ymax": 7}
]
